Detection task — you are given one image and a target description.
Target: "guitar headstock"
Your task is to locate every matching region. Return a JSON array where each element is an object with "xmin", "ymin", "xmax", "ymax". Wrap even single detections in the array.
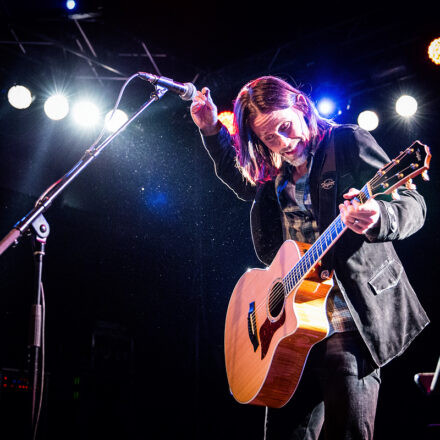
[{"xmin": 369, "ymin": 141, "xmax": 431, "ymax": 197}]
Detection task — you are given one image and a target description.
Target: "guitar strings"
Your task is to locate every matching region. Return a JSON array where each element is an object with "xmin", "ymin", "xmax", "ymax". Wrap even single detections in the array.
[
  {"xmin": 277, "ymin": 158, "xmax": 413, "ymax": 301},
  {"xmin": 369, "ymin": 165, "xmax": 417, "ymax": 192},
  {"xmin": 263, "ymin": 214, "xmax": 346, "ymax": 314},
  {"xmin": 272, "ymin": 207, "xmax": 350, "ymax": 311},
  {"xmin": 260, "ymin": 180, "xmax": 372, "ymax": 315},
  {"xmin": 368, "ymin": 148, "xmax": 418, "ymax": 190},
  {"xmin": 259, "ymin": 214, "xmax": 347, "ymax": 316},
  {"xmin": 254, "ymin": 149, "xmax": 419, "ymax": 317}
]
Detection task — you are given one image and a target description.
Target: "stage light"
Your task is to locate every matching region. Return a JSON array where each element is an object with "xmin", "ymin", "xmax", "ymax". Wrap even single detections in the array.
[
  {"xmin": 66, "ymin": 0, "xmax": 76, "ymax": 10},
  {"xmin": 357, "ymin": 110, "xmax": 379, "ymax": 131},
  {"xmin": 105, "ymin": 109, "xmax": 128, "ymax": 132},
  {"xmin": 428, "ymin": 37, "xmax": 440, "ymax": 65},
  {"xmin": 72, "ymin": 100, "xmax": 100, "ymax": 127},
  {"xmin": 44, "ymin": 94, "xmax": 69, "ymax": 120},
  {"xmin": 218, "ymin": 111, "xmax": 236, "ymax": 135},
  {"xmin": 7, "ymin": 85, "xmax": 33, "ymax": 109},
  {"xmin": 317, "ymin": 98, "xmax": 336, "ymax": 117},
  {"xmin": 395, "ymin": 95, "xmax": 418, "ymax": 117}
]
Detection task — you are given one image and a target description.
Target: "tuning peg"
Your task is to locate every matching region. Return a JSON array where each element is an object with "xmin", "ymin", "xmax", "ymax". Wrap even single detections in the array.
[
  {"xmin": 405, "ymin": 179, "xmax": 417, "ymax": 190},
  {"xmin": 421, "ymin": 170, "xmax": 430, "ymax": 181}
]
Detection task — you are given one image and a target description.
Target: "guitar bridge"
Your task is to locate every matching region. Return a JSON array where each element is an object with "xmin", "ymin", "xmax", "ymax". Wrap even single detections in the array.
[{"xmin": 247, "ymin": 302, "xmax": 259, "ymax": 352}]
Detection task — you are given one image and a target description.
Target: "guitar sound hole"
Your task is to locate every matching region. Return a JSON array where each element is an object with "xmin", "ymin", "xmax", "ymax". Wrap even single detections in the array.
[{"xmin": 268, "ymin": 281, "xmax": 285, "ymax": 319}]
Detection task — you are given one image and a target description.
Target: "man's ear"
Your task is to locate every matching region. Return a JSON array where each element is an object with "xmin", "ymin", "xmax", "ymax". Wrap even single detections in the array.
[
  {"xmin": 296, "ymin": 94, "xmax": 307, "ymax": 105},
  {"xmin": 295, "ymin": 94, "xmax": 308, "ymax": 110}
]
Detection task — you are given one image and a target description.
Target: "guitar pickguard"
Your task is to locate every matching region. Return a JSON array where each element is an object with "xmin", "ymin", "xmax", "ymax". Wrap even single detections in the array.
[{"xmin": 259, "ymin": 309, "xmax": 286, "ymax": 360}]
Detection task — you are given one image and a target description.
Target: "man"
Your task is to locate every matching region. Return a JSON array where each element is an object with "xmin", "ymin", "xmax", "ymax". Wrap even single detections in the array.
[{"xmin": 190, "ymin": 76, "xmax": 429, "ymax": 439}]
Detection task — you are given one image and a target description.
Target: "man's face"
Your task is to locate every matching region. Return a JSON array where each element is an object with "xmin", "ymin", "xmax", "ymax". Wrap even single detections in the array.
[{"xmin": 250, "ymin": 105, "xmax": 311, "ymax": 167}]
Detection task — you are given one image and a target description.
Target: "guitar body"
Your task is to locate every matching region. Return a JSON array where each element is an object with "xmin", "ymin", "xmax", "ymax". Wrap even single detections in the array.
[{"xmin": 224, "ymin": 240, "xmax": 333, "ymax": 408}]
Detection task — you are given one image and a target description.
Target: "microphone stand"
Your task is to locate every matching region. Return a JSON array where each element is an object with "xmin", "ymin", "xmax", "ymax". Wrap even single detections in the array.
[
  {"xmin": 29, "ymin": 214, "xmax": 49, "ymax": 439},
  {"xmin": 0, "ymin": 84, "xmax": 168, "ymax": 438}
]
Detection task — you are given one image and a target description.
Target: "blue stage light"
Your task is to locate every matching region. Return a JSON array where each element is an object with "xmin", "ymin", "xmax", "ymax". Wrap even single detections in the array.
[
  {"xmin": 317, "ymin": 98, "xmax": 336, "ymax": 117},
  {"xmin": 66, "ymin": 1, "xmax": 76, "ymax": 10}
]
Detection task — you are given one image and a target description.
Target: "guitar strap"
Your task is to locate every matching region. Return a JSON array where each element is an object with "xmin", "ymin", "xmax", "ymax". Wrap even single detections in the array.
[{"xmin": 317, "ymin": 127, "xmax": 337, "ymax": 279}]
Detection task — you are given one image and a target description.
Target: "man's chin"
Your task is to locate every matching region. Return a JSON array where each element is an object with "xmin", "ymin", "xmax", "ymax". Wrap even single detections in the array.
[
  {"xmin": 282, "ymin": 152, "xmax": 308, "ymax": 167},
  {"xmin": 282, "ymin": 142, "xmax": 310, "ymax": 167}
]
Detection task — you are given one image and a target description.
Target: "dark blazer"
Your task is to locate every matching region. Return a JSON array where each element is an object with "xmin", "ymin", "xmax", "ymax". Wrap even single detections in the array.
[{"xmin": 202, "ymin": 124, "xmax": 429, "ymax": 367}]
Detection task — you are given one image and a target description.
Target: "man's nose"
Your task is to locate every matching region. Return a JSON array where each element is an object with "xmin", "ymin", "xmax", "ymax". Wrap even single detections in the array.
[
  {"xmin": 279, "ymin": 137, "xmax": 299, "ymax": 153},
  {"xmin": 278, "ymin": 135, "xmax": 291, "ymax": 150}
]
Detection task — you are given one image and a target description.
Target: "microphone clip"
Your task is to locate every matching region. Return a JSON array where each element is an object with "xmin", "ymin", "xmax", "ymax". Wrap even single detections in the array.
[{"xmin": 150, "ymin": 85, "xmax": 168, "ymax": 101}]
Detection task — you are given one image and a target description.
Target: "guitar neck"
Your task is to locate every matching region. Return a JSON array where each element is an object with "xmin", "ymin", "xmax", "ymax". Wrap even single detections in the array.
[
  {"xmin": 281, "ymin": 139, "xmax": 432, "ymax": 296},
  {"xmin": 283, "ymin": 183, "xmax": 372, "ymax": 294}
]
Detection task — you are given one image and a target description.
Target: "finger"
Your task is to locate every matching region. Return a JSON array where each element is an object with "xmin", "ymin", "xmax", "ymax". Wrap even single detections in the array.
[
  {"xmin": 193, "ymin": 92, "xmax": 207, "ymax": 104},
  {"xmin": 201, "ymin": 87, "xmax": 211, "ymax": 102},
  {"xmin": 343, "ymin": 200, "xmax": 358, "ymax": 210},
  {"xmin": 343, "ymin": 188, "xmax": 360, "ymax": 199},
  {"xmin": 191, "ymin": 102, "xmax": 204, "ymax": 114},
  {"xmin": 343, "ymin": 207, "xmax": 375, "ymax": 224},
  {"xmin": 190, "ymin": 94, "xmax": 208, "ymax": 112},
  {"xmin": 203, "ymin": 87, "xmax": 216, "ymax": 107},
  {"xmin": 339, "ymin": 205, "xmax": 351, "ymax": 225},
  {"xmin": 352, "ymin": 218, "xmax": 369, "ymax": 228},
  {"xmin": 356, "ymin": 203, "xmax": 378, "ymax": 214},
  {"xmin": 190, "ymin": 100, "xmax": 202, "ymax": 110},
  {"xmin": 339, "ymin": 202, "xmax": 351, "ymax": 216},
  {"xmin": 190, "ymin": 97, "xmax": 203, "ymax": 108},
  {"xmin": 350, "ymin": 198, "xmax": 361, "ymax": 208},
  {"xmin": 350, "ymin": 222, "xmax": 367, "ymax": 234},
  {"xmin": 340, "ymin": 203, "xmax": 362, "ymax": 224},
  {"xmin": 344, "ymin": 206, "xmax": 377, "ymax": 229},
  {"xmin": 348, "ymin": 202, "xmax": 379, "ymax": 219},
  {"xmin": 344, "ymin": 217, "xmax": 369, "ymax": 234},
  {"xmin": 354, "ymin": 210, "xmax": 378, "ymax": 220}
]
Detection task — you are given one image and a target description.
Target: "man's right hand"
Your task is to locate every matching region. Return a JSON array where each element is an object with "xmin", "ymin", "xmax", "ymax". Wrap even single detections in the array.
[{"xmin": 190, "ymin": 87, "xmax": 222, "ymax": 136}]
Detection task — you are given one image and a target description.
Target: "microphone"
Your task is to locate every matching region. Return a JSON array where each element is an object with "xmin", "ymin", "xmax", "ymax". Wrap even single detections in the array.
[{"xmin": 138, "ymin": 72, "xmax": 197, "ymax": 101}]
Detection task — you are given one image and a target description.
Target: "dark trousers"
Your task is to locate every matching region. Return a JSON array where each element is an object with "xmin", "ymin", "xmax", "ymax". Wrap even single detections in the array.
[{"xmin": 265, "ymin": 331, "xmax": 381, "ymax": 440}]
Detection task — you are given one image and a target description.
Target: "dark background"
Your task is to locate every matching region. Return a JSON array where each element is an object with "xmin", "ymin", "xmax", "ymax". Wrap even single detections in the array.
[{"xmin": 0, "ymin": 1, "xmax": 438, "ymax": 439}]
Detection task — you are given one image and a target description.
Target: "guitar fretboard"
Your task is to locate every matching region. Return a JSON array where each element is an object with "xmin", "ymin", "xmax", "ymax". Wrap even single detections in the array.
[{"xmin": 283, "ymin": 183, "xmax": 371, "ymax": 295}]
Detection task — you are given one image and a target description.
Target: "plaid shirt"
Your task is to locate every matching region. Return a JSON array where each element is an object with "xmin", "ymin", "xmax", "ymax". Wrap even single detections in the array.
[{"xmin": 275, "ymin": 162, "xmax": 356, "ymax": 335}]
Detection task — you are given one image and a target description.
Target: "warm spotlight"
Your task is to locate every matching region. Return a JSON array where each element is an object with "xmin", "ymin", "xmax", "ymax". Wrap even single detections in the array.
[
  {"xmin": 8, "ymin": 85, "xmax": 33, "ymax": 109},
  {"xmin": 105, "ymin": 109, "xmax": 128, "ymax": 132},
  {"xmin": 72, "ymin": 100, "xmax": 100, "ymax": 127},
  {"xmin": 44, "ymin": 94, "xmax": 69, "ymax": 120},
  {"xmin": 428, "ymin": 37, "xmax": 440, "ymax": 65},
  {"xmin": 218, "ymin": 111, "xmax": 236, "ymax": 135},
  {"xmin": 357, "ymin": 110, "xmax": 379, "ymax": 131},
  {"xmin": 395, "ymin": 95, "xmax": 418, "ymax": 117}
]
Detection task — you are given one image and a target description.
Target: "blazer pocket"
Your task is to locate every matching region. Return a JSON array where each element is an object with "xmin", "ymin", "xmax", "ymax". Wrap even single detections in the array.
[{"xmin": 368, "ymin": 258, "xmax": 403, "ymax": 295}]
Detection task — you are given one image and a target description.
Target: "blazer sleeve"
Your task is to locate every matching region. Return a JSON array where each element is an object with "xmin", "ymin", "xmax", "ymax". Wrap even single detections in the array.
[
  {"xmin": 337, "ymin": 125, "xmax": 427, "ymax": 242},
  {"xmin": 201, "ymin": 125, "xmax": 257, "ymax": 202}
]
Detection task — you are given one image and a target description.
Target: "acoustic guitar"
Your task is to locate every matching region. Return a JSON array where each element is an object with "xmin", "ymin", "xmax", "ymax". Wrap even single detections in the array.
[{"xmin": 224, "ymin": 141, "xmax": 431, "ymax": 408}]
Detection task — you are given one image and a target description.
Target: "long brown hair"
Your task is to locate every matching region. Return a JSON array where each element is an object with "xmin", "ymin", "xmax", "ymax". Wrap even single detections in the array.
[{"xmin": 232, "ymin": 76, "xmax": 333, "ymax": 185}]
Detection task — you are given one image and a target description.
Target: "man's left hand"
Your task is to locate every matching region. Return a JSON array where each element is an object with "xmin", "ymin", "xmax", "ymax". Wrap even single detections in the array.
[{"xmin": 339, "ymin": 188, "xmax": 381, "ymax": 234}]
